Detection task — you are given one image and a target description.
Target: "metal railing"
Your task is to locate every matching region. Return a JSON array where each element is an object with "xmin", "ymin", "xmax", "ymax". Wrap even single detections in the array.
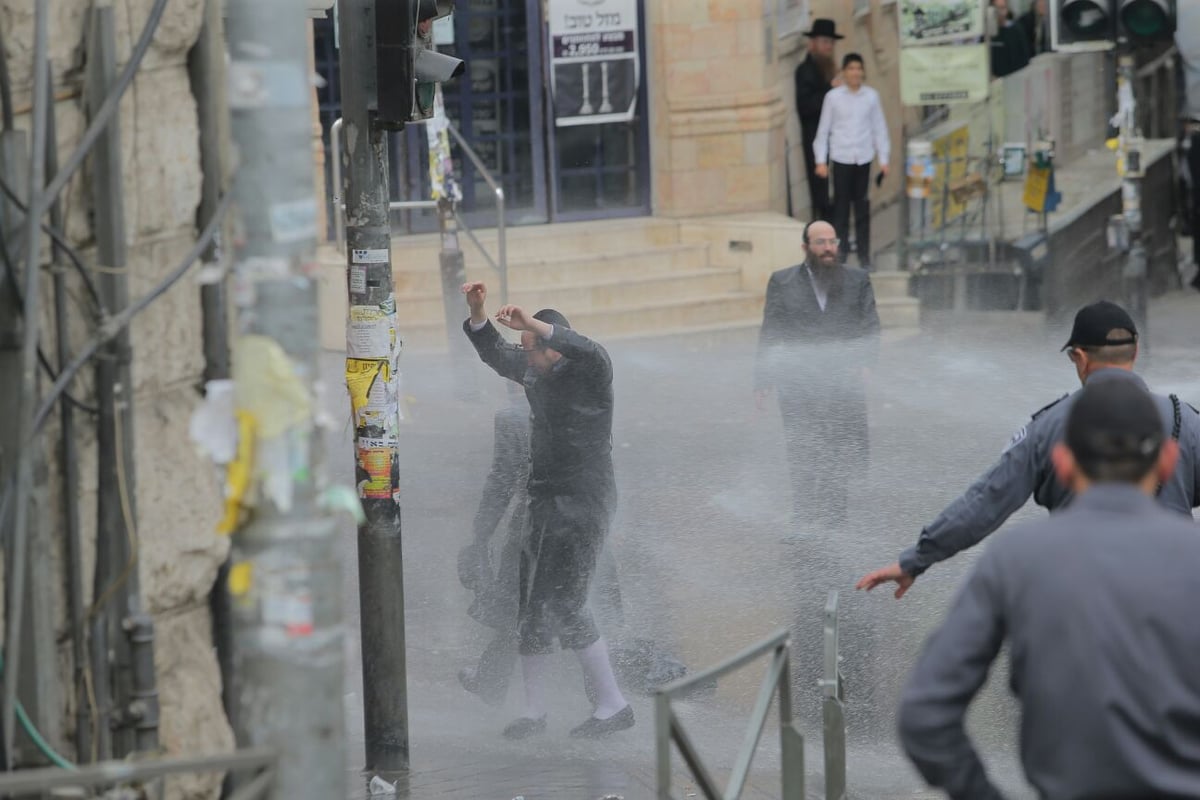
[
  {"xmin": 0, "ymin": 747, "xmax": 277, "ymax": 798},
  {"xmin": 655, "ymin": 629, "xmax": 804, "ymax": 800},
  {"xmin": 329, "ymin": 117, "xmax": 508, "ymax": 302},
  {"xmin": 821, "ymin": 591, "xmax": 846, "ymax": 800}
]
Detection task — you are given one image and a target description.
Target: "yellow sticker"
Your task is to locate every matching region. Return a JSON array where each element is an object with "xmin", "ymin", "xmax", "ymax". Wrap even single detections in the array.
[
  {"xmin": 217, "ymin": 411, "xmax": 257, "ymax": 535},
  {"xmin": 228, "ymin": 562, "xmax": 253, "ymax": 597},
  {"xmin": 345, "ymin": 358, "xmax": 391, "ymax": 420}
]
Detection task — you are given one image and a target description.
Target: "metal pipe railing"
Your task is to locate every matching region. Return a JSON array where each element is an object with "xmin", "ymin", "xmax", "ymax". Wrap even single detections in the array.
[
  {"xmin": 821, "ymin": 591, "xmax": 847, "ymax": 800},
  {"xmin": 447, "ymin": 122, "xmax": 507, "ymax": 303},
  {"xmin": 329, "ymin": 117, "xmax": 508, "ymax": 303},
  {"xmin": 655, "ymin": 629, "xmax": 805, "ymax": 800},
  {"xmin": 0, "ymin": 747, "xmax": 277, "ymax": 796}
]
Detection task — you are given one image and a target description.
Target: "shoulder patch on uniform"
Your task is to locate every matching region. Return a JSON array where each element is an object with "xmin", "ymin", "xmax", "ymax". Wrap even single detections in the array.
[
  {"xmin": 1002, "ymin": 425, "xmax": 1028, "ymax": 453},
  {"xmin": 1030, "ymin": 393, "xmax": 1069, "ymax": 421}
]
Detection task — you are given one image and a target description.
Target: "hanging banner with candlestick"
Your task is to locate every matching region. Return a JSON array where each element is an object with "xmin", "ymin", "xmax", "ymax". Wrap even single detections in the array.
[{"xmin": 548, "ymin": 0, "xmax": 640, "ymax": 127}]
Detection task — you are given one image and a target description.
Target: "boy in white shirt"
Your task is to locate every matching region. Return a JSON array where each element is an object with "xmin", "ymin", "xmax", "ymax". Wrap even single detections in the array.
[{"xmin": 813, "ymin": 53, "xmax": 890, "ymax": 267}]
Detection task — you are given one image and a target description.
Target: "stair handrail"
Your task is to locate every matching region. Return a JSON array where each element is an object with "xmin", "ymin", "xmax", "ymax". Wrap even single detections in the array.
[{"xmin": 330, "ymin": 117, "xmax": 508, "ymax": 304}]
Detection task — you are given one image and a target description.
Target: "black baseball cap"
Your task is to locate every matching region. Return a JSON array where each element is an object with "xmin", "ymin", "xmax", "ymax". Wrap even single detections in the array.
[
  {"xmin": 1061, "ymin": 300, "xmax": 1138, "ymax": 351},
  {"xmin": 1065, "ymin": 377, "xmax": 1163, "ymax": 468}
]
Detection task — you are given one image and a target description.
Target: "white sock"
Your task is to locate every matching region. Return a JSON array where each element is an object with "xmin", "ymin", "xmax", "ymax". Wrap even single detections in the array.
[
  {"xmin": 577, "ymin": 638, "xmax": 627, "ymax": 719},
  {"xmin": 520, "ymin": 654, "xmax": 550, "ymax": 719}
]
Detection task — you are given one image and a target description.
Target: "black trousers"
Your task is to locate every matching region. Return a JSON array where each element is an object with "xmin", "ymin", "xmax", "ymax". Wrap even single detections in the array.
[
  {"xmin": 832, "ymin": 161, "xmax": 872, "ymax": 266},
  {"xmin": 800, "ymin": 119, "xmax": 831, "ymax": 222},
  {"xmin": 517, "ymin": 495, "xmax": 608, "ymax": 655}
]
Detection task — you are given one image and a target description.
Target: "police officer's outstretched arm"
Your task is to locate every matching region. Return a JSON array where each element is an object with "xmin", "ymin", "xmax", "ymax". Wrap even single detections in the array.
[
  {"xmin": 857, "ymin": 418, "xmax": 1044, "ymax": 598},
  {"xmin": 462, "ymin": 281, "xmax": 528, "ymax": 383}
]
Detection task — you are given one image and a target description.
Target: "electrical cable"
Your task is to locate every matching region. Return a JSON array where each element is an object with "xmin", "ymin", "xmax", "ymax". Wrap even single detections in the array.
[
  {"xmin": 0, "ymin": 17, "xmax": 13, "ymax": 132},
  {"xmin": 0, "ymin": 191, "xmax": 233, "ymax": 622},
  {"xmin": 86, "ymin": 398, "xmax": 138, "ymax": 622},
  {"xmin": 0, "ymin": 174, "xmax": 106, "ymax": 312},
  {"xmin": 0, "ymin": 652, "xmax": 76, "ymax": 770},
  {"xmin": 0, "ymin": 241, "xmax": 99, "ymax": 414},
  {"xmin": 33, "ymin": 0, "xmax": 168, "ymax": 223},
  {"xmin": 4, "ymin": 0, "xmax": 52, "ymax": 770},
  {"xmin": 31, "ymin": 189, "xmax": 233, "ymax": 436}
]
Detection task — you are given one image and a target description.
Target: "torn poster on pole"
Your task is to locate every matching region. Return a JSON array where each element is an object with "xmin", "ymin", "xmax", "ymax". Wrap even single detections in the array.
[{"xmin": 548, "ymin": 0, "xmax": 639, "ymax": 127}]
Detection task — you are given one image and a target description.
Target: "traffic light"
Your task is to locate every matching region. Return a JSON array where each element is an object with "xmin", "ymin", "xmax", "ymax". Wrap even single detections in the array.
[
  {"xmin": 1117, "ymin": 0, "xmax": 1176, "ymax": 40},
  {"xmin": 376, "ymin": 0, "xmax": 464, "ymax": 128},
  {"xmin": 1051, "ymin": 0, "xmax": 1117, "ymax": 51},
  {"xmin": 1051, "ymin": 0, "xmax": 1176, "ymax": 51}
]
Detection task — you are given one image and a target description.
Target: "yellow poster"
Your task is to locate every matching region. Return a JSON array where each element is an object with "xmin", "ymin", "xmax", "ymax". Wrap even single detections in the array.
[
  {"xmin": 930, "ymin": 125, "xmax": 970, "ymax": 228},
  {"xmin": 1023, "ymin": 164, "xmax": 1051, "ymax": 212}
]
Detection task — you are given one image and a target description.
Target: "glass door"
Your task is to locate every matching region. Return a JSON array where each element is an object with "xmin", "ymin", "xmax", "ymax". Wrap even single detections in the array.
[{"xmin": 544, "ymin": 0, "xmax": 651, "ymax": 220}]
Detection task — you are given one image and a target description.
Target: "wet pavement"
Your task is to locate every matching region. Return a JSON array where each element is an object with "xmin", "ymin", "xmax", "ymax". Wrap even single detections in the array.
[{"xmin": 322, "ymin": 286, "xmax": 1200, "ymax": 799}]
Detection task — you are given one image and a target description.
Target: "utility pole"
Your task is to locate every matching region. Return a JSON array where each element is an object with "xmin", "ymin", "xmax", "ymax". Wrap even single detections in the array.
[
  {"xmin": 337, "ymin": 0, "xmax": 410, "ymax": 777},
  {"xmin": 224, "ymin": 0, "xmax": 346, "ymax": 797}
]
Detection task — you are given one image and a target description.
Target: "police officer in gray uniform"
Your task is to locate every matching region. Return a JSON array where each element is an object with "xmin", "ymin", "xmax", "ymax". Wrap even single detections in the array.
[
  {"xmin": 858, "ymin": 300, "xmax": 1200, "ymax": 598},
  {"xmin": 897, "ymin": 377, "xmax": 1200, "ymax": 800}
]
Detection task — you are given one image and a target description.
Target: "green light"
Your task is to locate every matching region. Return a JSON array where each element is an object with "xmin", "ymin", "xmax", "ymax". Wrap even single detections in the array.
[{"xmin": 1120, "ymin": 2, "xmax": 1168, "ymax": 37}]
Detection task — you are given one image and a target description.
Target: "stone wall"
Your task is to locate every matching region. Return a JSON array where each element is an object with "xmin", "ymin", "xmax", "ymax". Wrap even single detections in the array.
[
  {"xmin": 647, "ymin": 0, "xmax": 788, "ymax": 217},
  {"xmin": 1, "ymin": 1, "xmax": 233, "ymax": 796}
]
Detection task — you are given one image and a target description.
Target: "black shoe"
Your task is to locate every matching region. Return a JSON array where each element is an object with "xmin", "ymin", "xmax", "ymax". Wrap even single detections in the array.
[
  {"xmin": 569, "ymin": 705, "xmax": 635, "ymax": 739},
  {"xmin": 502, "ymin": 716, "xmax": 546, "ymax": 740}
]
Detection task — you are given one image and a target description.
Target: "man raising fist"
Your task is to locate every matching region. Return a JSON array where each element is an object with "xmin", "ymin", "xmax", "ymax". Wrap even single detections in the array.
[{"xmin": 460, "ymin": 282, "xmax": 633, "ymax": 741}]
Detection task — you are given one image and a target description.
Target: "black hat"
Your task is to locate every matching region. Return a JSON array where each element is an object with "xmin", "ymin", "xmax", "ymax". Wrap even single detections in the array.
[
  {"xmin": 1061, "ymin": 300, "xmax": 1138, "ymax": 351},
  {"xmin": 533, "ymin": 308, "xmax": 571, "ymax": 330},
  {"xmin": 803, "ymin": 18, "xmax": 844, "ymax": 39},
  {"xmin": 1065, "ymin": 377, "xmax": 1163, "ymax": 467}
]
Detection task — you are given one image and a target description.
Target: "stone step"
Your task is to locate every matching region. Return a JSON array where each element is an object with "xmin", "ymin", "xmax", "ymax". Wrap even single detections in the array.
[
  {"xmin": 387, "ymin": 215, "xmax": 683, "ymax": 265},
  {"xmin": 878, "ymin": 296, "xmax": 921, "ymax": 329},
  {"xmin": 869, "ymin": 270, "xmax": 913, "ymax": 302},
  {"xmin": 391, "ymin": 243, "xmax": 712, "ymax": 294},
  {"xmin": 356, "ymin": 295, "xmax": 923, "ymax": 353},
  {"xmin": 392, "ymin": 267, "xmax": 744, "ymax": 322}
]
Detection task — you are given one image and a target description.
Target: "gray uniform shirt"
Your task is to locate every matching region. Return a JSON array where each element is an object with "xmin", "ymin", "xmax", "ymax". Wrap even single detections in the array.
[
  {"xmin": 899, "ymin": 368, "xmax": 1200, "ymax": 576},
  {"xmin": 898, "ymin": 485, "xmax": 1200, "ymax": 800}
]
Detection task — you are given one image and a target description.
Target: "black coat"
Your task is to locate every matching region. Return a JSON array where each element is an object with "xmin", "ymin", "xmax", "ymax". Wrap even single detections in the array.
[
  {"xmin": 756, "ymin": 263, "xmax": 880, "ymax": 471},
  {"xmin": 794, "ymin": 56, "xmax": 831, "ymax": 131},
  {"xmin": 465, "ymin": 320, "xmax": 617, "ymax": 513},
  {"xmin": 755, "ymin": 263, "xmax": 880, "ymax": 393}
]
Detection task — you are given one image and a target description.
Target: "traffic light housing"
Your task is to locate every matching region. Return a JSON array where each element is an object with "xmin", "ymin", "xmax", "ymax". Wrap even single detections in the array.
[
  {"xmin": 376, "ymin": 0, "xmax": 464, "ymax": 128},
  {"xmin": 1051, "ymin": 0, "xmax": 1176, "ymax": 51},
  {"xmin": 1117, "ymin": 0, "xmax": 1176, "ymax": 40}
]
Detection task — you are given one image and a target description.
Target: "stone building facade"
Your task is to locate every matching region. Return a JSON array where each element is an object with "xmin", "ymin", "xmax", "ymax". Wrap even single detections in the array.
[
  {"xmin": 1, "ymin": 2, "xmax": 235, "ymax": 796},
  {"xmin": 647, "ymin": 0, "xmax": 909, "ymax": 222}
]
